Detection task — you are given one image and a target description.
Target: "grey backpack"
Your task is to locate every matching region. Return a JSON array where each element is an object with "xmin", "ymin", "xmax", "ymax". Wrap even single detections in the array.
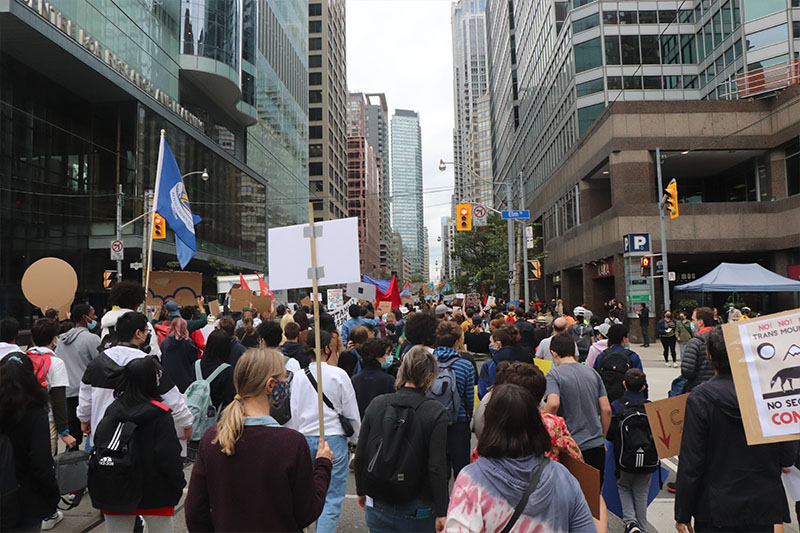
[{"xmin": 426, "ymin": 356, "xmax": 462, "ymax": 425}]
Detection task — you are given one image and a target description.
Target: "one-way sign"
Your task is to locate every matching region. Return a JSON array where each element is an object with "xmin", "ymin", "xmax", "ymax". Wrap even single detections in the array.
[{"xmin": 502, "ymin": 210, "xmax": 530, "ymax": 220}]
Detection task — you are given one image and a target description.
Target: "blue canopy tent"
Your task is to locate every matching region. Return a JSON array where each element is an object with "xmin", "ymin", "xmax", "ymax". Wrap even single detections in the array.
[{"xmin": 674, "ymin": 263, "xmax": 800, "ymax": 292}]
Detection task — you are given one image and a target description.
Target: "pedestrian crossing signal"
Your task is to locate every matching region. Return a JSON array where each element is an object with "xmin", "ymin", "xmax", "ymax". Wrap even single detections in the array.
[
  {"xmin": 103, "ymin": 270, "xmax": 116, "ymax": 289},
  {"xmin": 664, "ymin": 179, "xmax": 679, "ymax": 219},
  {"xmin": 640, "ymin": 256, "xmax": 652, "ymax": 277},
  {"xmin": 152, "ymin": 213, "xmax": 166, "ymax": 239},
  {"xmin": 456, "ymin": 204, "xmax": 472, "ymax": 231}
]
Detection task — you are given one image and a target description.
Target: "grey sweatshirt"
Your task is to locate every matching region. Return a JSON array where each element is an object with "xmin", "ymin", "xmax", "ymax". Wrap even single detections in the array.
[{"xmin": 56, "ymin": 327, "xmax": 101, "ymax": 398}]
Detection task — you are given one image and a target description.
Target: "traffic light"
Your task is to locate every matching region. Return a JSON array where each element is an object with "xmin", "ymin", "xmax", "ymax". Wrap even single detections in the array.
[
  {"xmin": 152, "ymin": 213, "xmax": 166, "ymax": 239},
  {"xmin": 103, "ymin": 270, "xmax": 116, "ymax": 289},
  {"xmin": 640, "ymin": 256, "xmax": 652, "ymax": 277},
  {"xmin": 664, "ymin": 179, "xmax": 679, "ymax": 219},
  {"xmin": 529, "ymin": 259, "xmax": 542, "ymax": 280},
  {"xmin": 456, "ymin": 203, "xmax": 472, "ymax": 231}
]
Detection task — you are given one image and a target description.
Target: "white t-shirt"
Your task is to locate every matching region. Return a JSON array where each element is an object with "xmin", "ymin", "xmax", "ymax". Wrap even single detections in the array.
[
  {"xmin": 26, "ymin": 347, "xmax": 69, "ymax": 422},
  {"xmin": 536, "ymin": 335, "xmax": 579, "ymax": 361},
  {"xmin": 0, "ymin": 343, "xmax": 22, "ymax": 359}
]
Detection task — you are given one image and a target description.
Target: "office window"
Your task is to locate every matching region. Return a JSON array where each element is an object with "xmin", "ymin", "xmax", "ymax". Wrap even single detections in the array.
[
  {"xmin": 643, "ymin": 76, "xmax": 662, "ymax": 89},
  {"xmin": 578, "ymin": 103, "xmax": 605, "ymax": 134},
  {"xmin": 683, "ymin": 75, "xmax": 698, "ymax": 88},
  {"xmin": 575, "ymin": 38, "xmax": 603, "ymax": 72},
  {"xmin": 309, "ymin": 20, "xmax": 321, "ymax": 33},
  {"xmin": 310, "ymin": 162, "xmax": 323, "ymax": 176},
  {"xmin": 744, "ymin": 0, "xmax": 785, "ymax": 21},
  {"xmin": 664, "ymin": 75, "xmax": 682, "ymax": 89},
  {"xmin": 679, "ymin": 9, "xmax": 695, "ymax": 23},
  {"xmin": 309, "ymin": 38, "xmax": 322, "ymax": 50},
  {"xmin": 577, "ymin": 77, "xmax": 605, "ymax": 96},
  {"xmin": 603, "ymin": 11, "xmax": 618, "ymax": 24},
  {"xmin": 639, "ymin": 10, "xmax": 657, "ymax": 23},
  {"xmin": 309, "ymin": 54, "xmax": 322, "ymax": 67},
  {"xmin": 574, "ymin": 13, "xmax": 600, "ymax": 33},
  {"xmin": 309, "ymin": 108, "xmax": 322, "ymax": 121},
  {"xmin": 681, "ymin": 34, "xmax": 697, "ymax": 63},
  {"xmin": 722, "ymin": 2, "xmax": 733, "ymax": 37},
  {"xmin": 659, "ymin": 10, "xmax": 677, "ymax": 23},
  {"xmin": 605, "ymin": 35, "xmax": 621, "ymax": 64},
  {"xmin": 641, "ymin": 35, "xmax": 660, "ymax": 63},
  {"xmin": 619, "ymin": 11, "xmax": 637, "ymax": 24},
  {"xmin": 621, "ymin": 35, "xmax": 640, "ymax": 64},
  {"xmin": 309, "ymin": 3, "xmax": 321, "ymax": 16},
  {"xmin": 309, "ymin": 126, "xmax": 322, "ymax": 139},
  {"xmin": 704, "ymin": 22, "xmax": 714, "ymax": 55},
  {"xmin": 607, "ymin": 76, "xmax": 623, "ymax": 89},
  {"xmin": 309, "ymin": 90, "xmax": 322, "ymax": 103},
  {"xmin": 662, "ymin": 34, "xmax": 681, "ymax": 64},
  {"xmin": 746, "ymin": 24, "xmax": 788, "ymax": 51},
  {"xmin": 309, "ymin": 72, "xmax": 322, "ymax": 85},
  {"xmin": 787, "ymin": 139, "xmax": 800, "ymax": 196},
  {"xmin": 624, "ymin": 76, "xmax": 642, "ymax": 89}
]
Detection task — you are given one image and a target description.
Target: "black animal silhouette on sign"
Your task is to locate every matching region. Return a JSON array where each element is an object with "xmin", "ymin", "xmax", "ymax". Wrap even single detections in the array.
[{"xmin": 770, "ymin": 366, "xmax": 800, "ymax": 392}]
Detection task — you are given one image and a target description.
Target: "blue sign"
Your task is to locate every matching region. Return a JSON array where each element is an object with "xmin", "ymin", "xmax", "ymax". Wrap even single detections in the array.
[
  {"xmin": 501, "ymin": 210, "xmax": 530, "ymax": 220},
  {"xmin": 623, "ymin": 233, "xmax": 651, "ymax": 255}
]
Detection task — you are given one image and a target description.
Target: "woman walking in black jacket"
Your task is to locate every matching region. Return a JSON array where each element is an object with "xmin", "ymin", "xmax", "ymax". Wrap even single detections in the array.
[
  {"xmin": 160, "ymin": 317, "xmax": 198, "ymax": 392},
  {"xmin": 350, "ymin": 338, "xmax": 395, "ymax": 418},
  {"xmin": 88, "ymin": 357, "xmax": 185, "ymax": 532},
  {"xmin": 0, "ymin": 353, "xmax": 60, "ymax": 532}
]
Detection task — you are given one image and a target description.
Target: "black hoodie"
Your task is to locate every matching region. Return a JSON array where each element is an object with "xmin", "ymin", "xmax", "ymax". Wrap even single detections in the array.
[
  {"xmin": 280, "ymin": 341, "xmax": 311, "ymax": 368},
  {"xmin": 92, "ymin": 398, "xmax": 186, "ymax": 512},
  {"xmin": 675, "ymin": 374, "xmax": 797, "ymax": 528}
]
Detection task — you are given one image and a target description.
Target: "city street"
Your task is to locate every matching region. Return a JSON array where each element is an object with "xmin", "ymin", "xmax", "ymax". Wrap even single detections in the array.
[{"xmin": 53, "ymin": 342, "xmax": 799, "ymax": 533}]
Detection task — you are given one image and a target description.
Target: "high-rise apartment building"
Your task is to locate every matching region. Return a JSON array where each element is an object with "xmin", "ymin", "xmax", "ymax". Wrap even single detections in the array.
[
  {"xmin": 423, "ymin": 226, "xmax": 430, "ymax": 284},
  {"xmin": 391, "ymin": 110, "xmax": 425, "ymax": 278},
  {"xmin": 347, "ymin": 93, "xmax": 381, "ymax": 277},
  {"xmin": 0, "ymin": 0, "xmax": 308, "ymax": 321},
  {"xmin": 365, "ymin": 93, "xmax": 392, "ymax": 275},
  {"xmin": 389, "ymin": 232, "xmax": 410, "ymax": 283},
  {"xmin": 451, "ymin": 0, "xmax": 490, "ymax": 208},
  {"xmin": 308, "ymin": 0, "xmax": 347, "ymax": 222},
  {"xmin": 483, "ymin": 0, "xmax": 800, "ymax": 339},
  {"xmin": 441, "ymin": 217, "xmax": 456, "ymax": 282}
]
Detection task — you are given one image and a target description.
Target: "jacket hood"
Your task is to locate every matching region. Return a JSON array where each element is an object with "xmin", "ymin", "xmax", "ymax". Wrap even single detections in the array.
[
  {"xmin": 493, "ymin": 346, "xmax": 516, "ymax": 362},
  {"xmin": 101, "ymin": 308, "xmax": 133, "ymax": 329},
  {"xmin": 476, "ymin": 455, "xmax": 560, "ymax": 507},
  {"xmin": 702, "ymin": 374, "xmax": 741, "ymax": 419},
  {"xmin": 105, "ymin": 397, "xmax": 172, "ymax": 425},
  {"xmin": 59, "ymin": 327, "xmax": 88, "ymax": 345},
  {"xmin": 281, "ymin": 341, "xmax": 304, "ymax": 359}
]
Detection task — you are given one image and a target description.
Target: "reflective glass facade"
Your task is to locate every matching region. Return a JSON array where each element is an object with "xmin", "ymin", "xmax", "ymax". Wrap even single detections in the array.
[
  {"xmin": 391, "ymin": 110, "xmax": 425, "ymax": 277},
  {"xmin": 181, "ymin": 0, "xmax": 241, "ymax": 70}
]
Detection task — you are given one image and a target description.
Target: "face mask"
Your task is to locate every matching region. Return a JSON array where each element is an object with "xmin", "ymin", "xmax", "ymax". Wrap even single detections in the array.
[
  {"xmin": 690, "ymin": 322, "xmax": 698, "ymax": 333},
  {"xmin": 381, "ymin": 355, "xmax": 394, "ymax": 370},
  {"xmin": 665, "ymin": 314, "xmax": 671, "ymax": 319},
  {"xmin": 87, "ymin": 320, "xmax": 97, "ymax": 330},
  {"xmin": 270, "ymin": 379, "xmax": 290, "ymax": 404},
  {"xmin": 488, "ymin": 344, "xmax": 498, "ymax": 355}
]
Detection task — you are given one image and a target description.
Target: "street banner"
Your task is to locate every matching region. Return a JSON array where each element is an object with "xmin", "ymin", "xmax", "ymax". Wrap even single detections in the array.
[
  {"xmin": 327, "ymin": 289, "xmax": 344, "ymax": 310},
  {"xmin": 644, "ymin": 394, "xmax": 688, "ymax": 458},
  {"xmin": 723, "ymin": 309, "xmax": 800, "ymax": 445},
  {"xmin": 145, "ymin": 271, "xmax": 202, "ymax": 306}
]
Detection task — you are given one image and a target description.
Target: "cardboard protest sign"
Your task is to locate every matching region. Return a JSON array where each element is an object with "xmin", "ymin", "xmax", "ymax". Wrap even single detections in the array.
[
  {"xmin": 229, "ymin": 288, "xmax": 253, "ymax": 312},
  {"xmin": 644, "ymin": 394, "xmax": 688, "ymax": 458},
  {"xmin": 377, "ymin": 301, "xmax": 393, "ymax": 316},
  {"xmin": 249, "ymin": 294, "xmax": 272, "ymax": 315},
  {"xmin": 402, "ymin": 296, "xmax": 415, "ymax": 306},
  {"xmin": 145, "ymin": 271, "xmax": 202, "ymax": 306},
  {"xmin": 21, "ymin": 258, "xmax": 78, "ymax": 313},
  {"xmin": 723, "ymin": 309, "xmax": 800, "ymax": 445},
  {"xmin": 327, "ymin": 289, "xmax": 344, "ymax": 310},
  {"xmin": 268, "ymin": 217, "xmax": 360, "ymax": 290},
  {"xmin": 464, "ymin": 293, "xmax": 482, "ymax": 310},
  {"xmin": 561, "ymin": 454, "xmax": 601, "ymax": 519},
  {"xmin": 346, "ymin": 282, "xmax": 377, "ymax": 302},
  {"xmin": 208, "ymin": 299, "xmax": 220, "ymax": 317}
]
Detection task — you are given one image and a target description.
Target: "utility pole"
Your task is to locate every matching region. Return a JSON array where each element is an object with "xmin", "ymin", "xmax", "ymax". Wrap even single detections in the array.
[
  {"xmin": 520, "ymin": 172, "xmax": 529, "ymax": 305},
  {"xmin": 506, "ymin": 181, "xmax": 515, "ymax": 301},
  {"xmin": 115, "ymin": 184, "xmax": 124, "ymax": 282},
  {"xmin": 656, "ymin": 147, "xmax": 671, "ymax": 312},
  {"xmin": 141, "ymin": 190, "xmax": 153, "ymax": 285}
]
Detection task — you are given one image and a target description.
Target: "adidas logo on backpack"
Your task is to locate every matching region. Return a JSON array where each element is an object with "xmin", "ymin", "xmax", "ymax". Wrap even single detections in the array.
[{"xmin": 98, "ymin": 456, "xmax": 114, "ymax": 467}]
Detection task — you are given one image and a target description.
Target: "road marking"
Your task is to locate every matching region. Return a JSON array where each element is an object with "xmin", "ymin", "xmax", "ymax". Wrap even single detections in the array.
[{"xmin": 662, "ymin": 457, "xmax": 679, "ymax": 472}]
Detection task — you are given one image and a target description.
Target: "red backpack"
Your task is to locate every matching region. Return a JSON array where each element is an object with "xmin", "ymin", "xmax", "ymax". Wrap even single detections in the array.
[
  {"xmin": 26, "ymin": 350, "xmax": 52, "ymax": 387},
  {"xmin": 154, "ymin": 321, "xmax": 171, "ymax": 346}
]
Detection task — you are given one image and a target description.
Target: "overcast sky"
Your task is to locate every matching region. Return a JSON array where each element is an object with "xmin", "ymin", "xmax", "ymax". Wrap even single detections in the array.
[{"xmin": 347, "ymin": 0, "xmax": 454, "ymax": 282}]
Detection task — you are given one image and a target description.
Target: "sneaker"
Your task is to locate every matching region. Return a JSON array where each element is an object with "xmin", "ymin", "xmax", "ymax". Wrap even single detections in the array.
[
  {"xmin": 673, "ymin": 361, "xmax": 679, "ymax": 368},
  {"xmin": 665, "ymin": 361, "xmax": 671, "ymax": 367},
  {"xmin": 624, "ymin": 523, "xmax": 643, "ymax": 533},
  {"xmin": 667, "ymin": 481, "xmax": 677, "ymax": 493},
  {"xmin": 42, "ymin": 511, "xmax": 63, "ymax": 530}
]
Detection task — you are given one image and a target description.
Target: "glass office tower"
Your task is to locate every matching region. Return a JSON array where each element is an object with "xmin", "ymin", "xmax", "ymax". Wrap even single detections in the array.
[{"xmin": 391, "ymin": 110, "xmax": 425, "ymax": 278}]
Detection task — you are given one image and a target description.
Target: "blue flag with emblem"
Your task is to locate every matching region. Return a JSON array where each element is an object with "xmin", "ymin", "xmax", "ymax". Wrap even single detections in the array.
[{"xmin": 153, "ymin": 133, "xmax": 201, "ymax": 269}]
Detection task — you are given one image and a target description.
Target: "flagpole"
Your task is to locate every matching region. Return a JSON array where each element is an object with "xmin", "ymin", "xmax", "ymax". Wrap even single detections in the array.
[
  {"xmin": 308, "ymin": 202, "xmax": 325, "ymax": 442},
  {"xmin": 144, "ymin": 130, "xmax": 165, "ymax": 301}
]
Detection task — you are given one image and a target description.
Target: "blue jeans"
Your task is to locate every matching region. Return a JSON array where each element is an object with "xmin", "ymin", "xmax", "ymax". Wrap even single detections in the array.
[
  {"xmin": 306, "ymin": 435, "xmax": 348, "ymax": 533},
  {"xmin": 365, "ymin": 499, "xmax": 436, "ymax": 533}
]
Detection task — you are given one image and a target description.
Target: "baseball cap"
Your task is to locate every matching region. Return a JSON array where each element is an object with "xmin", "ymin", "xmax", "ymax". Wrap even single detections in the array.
[
  {"xmin": 435, "ymin": 304, "xmax": 452, "ymax": 317},
  {"xmin": 165, "ymin": 300, "xmax": 180, "ymax": 318},
  {"xmin": 594, "ymin": 323, "xmax": 611, "ymax": 337}
]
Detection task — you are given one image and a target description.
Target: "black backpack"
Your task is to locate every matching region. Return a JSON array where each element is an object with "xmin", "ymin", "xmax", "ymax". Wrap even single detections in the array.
[
  {"xmin": 361, "ymin": 394, "xmax": 430, "ymax": 502},
  {"xmin": 598, "ymin": 348, "xmax": 634, "ymax": 403},
  {"xmin": 87, "ymin": 419, "xmax": 142, "ymax": 513},
  {"xmin": 617, "ymin": 401, "xmax": 659, "ymax": 473},
  {"xmin": 571, "ymin": 324, "xmax": 594, "ymax": 362},
  {"xmin": 0, "ymin": 431, "xmax": 21, "ymax": 530},
  {"xmin": 269, "ymin": 356, "xmax": 293, "ymax": 426}
]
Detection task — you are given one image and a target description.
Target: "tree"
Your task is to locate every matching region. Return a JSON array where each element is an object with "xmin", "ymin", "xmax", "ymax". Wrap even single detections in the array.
[{"xmin": 453, "ymin": 213, "xmax": 543, "ymax": 299}]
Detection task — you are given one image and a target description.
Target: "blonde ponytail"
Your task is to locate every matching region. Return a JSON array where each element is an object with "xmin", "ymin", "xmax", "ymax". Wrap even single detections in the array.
[{"xmin": 212, "ymin": 347, "xmax": 286, "ymax": 456}]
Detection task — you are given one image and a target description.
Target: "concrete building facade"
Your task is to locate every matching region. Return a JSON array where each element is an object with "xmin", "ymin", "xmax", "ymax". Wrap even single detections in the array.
[
  {"xmin": 365, "ymin": 93, "xmax": 392, "ymax": 275},
  {"xmin": 308, "ymin": 0, "xmax": 347, "ymax": 222},
  {"xmin": 391, "ymin": 109, "xmax": 425, "ymax": 277}
]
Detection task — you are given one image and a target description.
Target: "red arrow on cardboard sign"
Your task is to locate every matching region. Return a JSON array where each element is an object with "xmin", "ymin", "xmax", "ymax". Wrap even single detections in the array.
[{"xmin": 656, "ymin": 410, "xmax": 671, "ymax": 449}]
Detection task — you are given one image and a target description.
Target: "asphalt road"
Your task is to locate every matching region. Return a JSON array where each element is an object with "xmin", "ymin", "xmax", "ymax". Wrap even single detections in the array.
[{"xmin": 58, "ymin": 343, "xmax": 799, "ymax": 533}]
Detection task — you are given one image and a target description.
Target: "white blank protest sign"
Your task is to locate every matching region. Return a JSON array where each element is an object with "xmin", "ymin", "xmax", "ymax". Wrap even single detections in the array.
[{"xmin": 268, "ymin": 217, "xmax": 361, "ymax": 291}]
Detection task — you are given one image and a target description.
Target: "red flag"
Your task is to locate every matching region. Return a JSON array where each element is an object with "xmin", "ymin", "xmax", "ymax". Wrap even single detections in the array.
[
  {"xmin": 239, "ymin": 273, "xmax": 251, "ymax": 292},
  {"xmin": 375, "ymin": 275, "xmax": 403, "ymax": 309},
  {"xmin": 255, "ymin": 273, "xmax": 270, "ymax": 296},
  {"xmin": 481, "ymin": 282, "xmax": 487, "ymax": 307}
]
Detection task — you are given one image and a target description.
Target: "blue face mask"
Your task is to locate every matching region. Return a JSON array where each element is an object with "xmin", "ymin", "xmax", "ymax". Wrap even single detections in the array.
[
  {"xmin": 270, "ymin": 379, "xmax": 290, "ymax": 404},
  {"xmin": 690, "ymin": 322, "xmax": 698, "ymax": 334},
  {"xmin": 381, "ymin": 355, "xmax": 394, "ymax": 370},
  {"xmin": 488, "ymin": 344, "xmax": 498, "ymax": 355},
  {"xmin": 87, "ymin": 320, "xmax": 97, "ymax": 330}
]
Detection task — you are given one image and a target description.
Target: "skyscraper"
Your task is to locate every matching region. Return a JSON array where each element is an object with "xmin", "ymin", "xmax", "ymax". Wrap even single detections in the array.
[
  {"xmin": 308, "ymin": 0, "xmax": 347, "ymax": 222},
  {"xmin": 451, "ymin": 0, "xmax": 490, "ymax": 208},
  {"xmin": 365, "ymin": 93, "xmax": 392, "ymax": 276},
  {"xmin": 347, "ymin": 93, "xmax": 381, "ymax": 277},
  {"xmin": 391, "ymin": 109, "xmax": 425, "ymax": 278}
]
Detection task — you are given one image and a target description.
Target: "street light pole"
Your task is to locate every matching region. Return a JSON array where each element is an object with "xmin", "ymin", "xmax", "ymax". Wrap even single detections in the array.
[
  {"xmin": 506, "ymin": 181, "xmax": 515, "ymax": 302},
  {"xmin": 520, "ymin": 172, "xmax": 529, "ymax": 305},
  {"xmin": 656, "ymin": 147, "xmax": 671, "ymax": 312},
  {"xmin": 116, "ymin": 184, "xmax": 123, "ymax": 282}
]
